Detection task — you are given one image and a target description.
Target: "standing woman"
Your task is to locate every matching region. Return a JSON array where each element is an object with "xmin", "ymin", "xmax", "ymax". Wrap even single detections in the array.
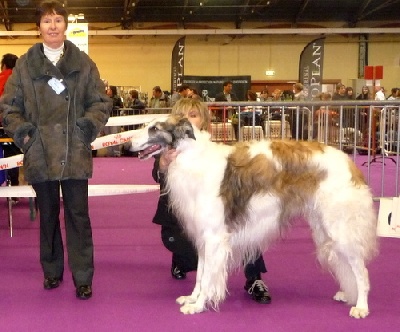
[{"xmin": 0, "ymin": 1, "xmax": 111, "ymax": 299}]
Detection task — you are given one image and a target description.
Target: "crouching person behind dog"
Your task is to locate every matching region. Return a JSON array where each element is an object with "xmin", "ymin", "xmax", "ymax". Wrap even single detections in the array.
[{"xmin": 151, "ymin": 98, "xmax": 271, "ymax": 304}]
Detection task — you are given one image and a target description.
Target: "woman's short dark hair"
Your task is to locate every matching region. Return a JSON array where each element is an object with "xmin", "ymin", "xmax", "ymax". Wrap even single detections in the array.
[
  {"xmin": 247, "ymin": 90, "xmax": 257, "ymax": 101},
  {"xmin": 109, "ymin": 85, "xmax": 118, "ymax": 97},
  {"xmin": 130, "ymin": 89, "xmax": 139, "ymax": 99},
  {"xmin": 1, "ymin": 53, "xmax": 18, "ymax": 69},
  {"xmin": 153, "ymin": 86, "xmax": 162, "ymax": 93},
  {"xmin": 35, "ymin": 1, "xmax": 68, "ymax": 28}
]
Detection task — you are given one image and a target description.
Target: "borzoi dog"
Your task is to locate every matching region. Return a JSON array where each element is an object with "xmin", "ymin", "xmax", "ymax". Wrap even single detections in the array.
[{"xmin": 130, "ymin": 116, "xmax": 378, "ymax": 319}]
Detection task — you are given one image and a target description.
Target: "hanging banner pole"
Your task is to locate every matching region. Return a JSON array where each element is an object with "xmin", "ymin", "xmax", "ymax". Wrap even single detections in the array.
[
  {"xmin": 299, "ymin": 37, "xmax": 325, "ymax": 101},
  {"xmin": 171, "ymin": 36, "xmax": 186, "ymax": 94}
]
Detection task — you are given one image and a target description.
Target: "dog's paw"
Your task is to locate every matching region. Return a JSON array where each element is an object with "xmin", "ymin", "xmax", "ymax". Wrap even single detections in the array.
[
  {"xmin": 179, "ymin": 302, "xmax": 206, "ymax": 315},
  {"xmin": 349, "ymin": 306, "xmax": 369, "ymax": 319},
  {"xmin": 333, "ymin": 291, "xmax": 347, "ymax": 303},
  {"xmin": 176, "ymin": 295, "xmax": 196, "ymax": 305}
]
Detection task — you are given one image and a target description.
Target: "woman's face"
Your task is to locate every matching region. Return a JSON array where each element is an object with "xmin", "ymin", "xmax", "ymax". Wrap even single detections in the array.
[
  {"xmin": 185, "ymin": 108, "xmax": 203, "ymax": 130},
  {"xmin": 39, "ymin": 12, "xmax": 67, "ymax": 49}
]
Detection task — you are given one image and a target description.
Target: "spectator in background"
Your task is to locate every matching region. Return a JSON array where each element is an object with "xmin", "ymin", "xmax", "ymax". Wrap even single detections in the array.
[
  {"xmin": 247, "ymin": 90, "xmax": 258, "ymax": 102},
  {"xmin": 149, "ymin": 86, "xmax": 170, "ymax": 113},
  {"xmin": 188, "ymin": 87, "xmax": 201, "ymax": 100},
  {"xmin": 355, "ymin": 86, "xmax": 370, "ymax": 134},
  {"xmin": 387, "ymin": 87, "xmax": 398, "ymax": 100},
  {"xmin": 356, "ymin": 86, "xmax": 372, "ymax": 100},
  {"xmin": 269, "ymin": 89, "xmax": 283, "ymax": 120},
  {"xmin": 332, "ymin": 83, "xmax": 347, "ymax": 100},
  {"xmin": 128, "ymin": 89, "xmax": 146, "ymax": 113},
  {"xmin": 293, "ymin": 83, "xmax": 305, "ymax": 101},
  {"xmin": 215, "ymin": 80, "xmax": 240, "ymax": 121},
  {"xmin": 0, "ymin": 53, "xmax": 18, "ymax": 95},
  {"xmin": 375, "ymin": 86, "xmax": 385, "ymax": 101},
  {"xmin": 121, "ymin": 89, "xmax": 146, "ymax": 156},
  {"xmin": 106, "ymin": 85, "xmax": 123, "ymax": 116},
  {"xmin": 345, "ymin": 86, "xmax": 354, "ymax": 99},
  {"xmin": 171, "ymin": 84, "xmax": 190, "ymax": 106},
  {"xmin": 0, "ymin": 53, "xmax": 21, "ymax": 200},
  {"xmin": 215, "ymin": 80, "xmax": 239, "ymax": 102},
  {"xmin": 314, "ymin": 92, "xmax": 336, "ymax": 124},
  {"xmin": 240, "ymin": 90, "xmax": 262, "ymax": 126},
  {"xmin": 104, "ymin": 85, "xmax": 123, "ymax": 157},
  {"xmin": 259, "ymin": 89, "xmax": 269, "ymax": 101}
]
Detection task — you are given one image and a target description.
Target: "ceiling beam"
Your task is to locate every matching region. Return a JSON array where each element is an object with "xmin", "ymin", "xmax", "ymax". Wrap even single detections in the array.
[
  {"xmin": 294, "ymin": 0, "xmax": 310, "ymax": 24},
  {"xmin": 1, "ymin": 27, "xmax": 400, "ymax": 37},
  {"xmin": 350, "ymin": 0, "xmax": 373, "ymax": 27},
  {"xmin": 121, "ymin": 0, "xmax": 136, "ymax": 29},
  {"xmin": 0, "ymin": 0, "xmax": 11, "ymax": 31},
  {"xmin": 236, "ymin": 0, "xmax": 250, "ymax": 28},
  {"xmin": 357, "ymin": 0, "xmax": 398, "ymax": 20}
]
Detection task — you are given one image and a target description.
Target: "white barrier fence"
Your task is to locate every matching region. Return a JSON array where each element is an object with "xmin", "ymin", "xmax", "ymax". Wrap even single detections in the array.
[{"xmin": 2, "ymin": 102, "xmax": 400, "ymax": 238}]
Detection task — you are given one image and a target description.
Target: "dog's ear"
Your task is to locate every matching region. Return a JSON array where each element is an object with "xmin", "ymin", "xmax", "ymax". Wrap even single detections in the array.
[{"xmin": 173, "ymin": 118, "xmax": 196, "ymax": 142}]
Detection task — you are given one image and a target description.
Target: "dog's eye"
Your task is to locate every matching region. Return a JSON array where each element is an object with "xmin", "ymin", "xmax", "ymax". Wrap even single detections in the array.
[{"xmin": 149, "ymin": 126, "xmax": 159, "ymax": 133}]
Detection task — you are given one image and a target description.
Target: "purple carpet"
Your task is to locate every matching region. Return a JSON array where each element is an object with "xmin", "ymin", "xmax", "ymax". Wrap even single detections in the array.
[{"xmin": 0, "ymin": 156, "xmax": 399, "ymax": 332}]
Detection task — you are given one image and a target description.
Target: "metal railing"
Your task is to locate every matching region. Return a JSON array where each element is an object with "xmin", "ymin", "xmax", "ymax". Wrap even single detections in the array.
[
  {"xmin": 207, "ymin": 100, "xmax": 400, "ymax": 200},
  {"xmin": 107, "ymin": 100, "xmax": 400, "ymax": 199}
]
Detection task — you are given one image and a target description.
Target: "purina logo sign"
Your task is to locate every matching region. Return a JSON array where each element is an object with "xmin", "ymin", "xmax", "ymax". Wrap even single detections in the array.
[{"xmin": 67, "ymin": 23, "xmax": 89, "ymax": 54}]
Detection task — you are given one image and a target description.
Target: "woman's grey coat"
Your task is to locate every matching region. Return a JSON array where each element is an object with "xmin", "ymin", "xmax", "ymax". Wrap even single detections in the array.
[{"xmin": 0, "ymin": 40, "xmax": 111, "ymax": 184}]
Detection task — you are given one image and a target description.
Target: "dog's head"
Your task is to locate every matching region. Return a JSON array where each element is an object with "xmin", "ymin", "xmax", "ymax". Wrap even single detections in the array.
[{"xmin": 130, "ymin": 116, "xmax": 196, "ymax": 159}]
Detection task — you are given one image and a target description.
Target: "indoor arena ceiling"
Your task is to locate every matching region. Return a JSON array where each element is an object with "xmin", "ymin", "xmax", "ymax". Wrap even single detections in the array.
[{"xmin": 1, "ymin": 0, "xmax": 400, "ymax": 31}]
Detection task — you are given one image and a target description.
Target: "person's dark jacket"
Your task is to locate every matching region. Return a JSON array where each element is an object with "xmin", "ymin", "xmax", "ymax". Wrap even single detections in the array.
[
  {"xmin": 214, "ymin": 91, "xmax": 239, "ymax": 102},
  {"xmin": 151, "ymin": 155, "xmax": 178, "ymax": 226},
  {"xmin": 0, "ymin": 40, "xmax": 111, "ymax": 184}
]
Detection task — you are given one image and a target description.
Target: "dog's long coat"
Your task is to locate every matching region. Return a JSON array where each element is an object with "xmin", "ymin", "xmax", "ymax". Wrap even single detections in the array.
[{"xmin": 130, "ymin": 117, "xmax": 378, "ymax": 318}]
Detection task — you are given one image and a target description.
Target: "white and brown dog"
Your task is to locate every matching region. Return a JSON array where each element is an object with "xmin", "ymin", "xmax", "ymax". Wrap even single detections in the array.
[{"xmin": 130, "ymin": 116, "xmax": 378, "ymax": 318}]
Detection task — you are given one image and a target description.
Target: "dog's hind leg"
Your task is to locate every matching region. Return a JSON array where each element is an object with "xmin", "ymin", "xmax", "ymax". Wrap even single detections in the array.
[
  {"xmin": 179, "ymin": 231, "xmax": 230, "ymax": 314},
  {"xmin": 346, "ymin": 257, "xmax": 370, "ymax": 319},
  {"xmin": 314, "ymin": 230, "xmax": 371, "ymax": 318},
  {"xmin": 330, "ymin": 252, "xmax": 370, "ymax": 318}
]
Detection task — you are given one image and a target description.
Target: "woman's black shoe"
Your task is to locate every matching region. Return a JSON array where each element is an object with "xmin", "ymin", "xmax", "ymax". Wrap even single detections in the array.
[
  {"xmin": 171, "ymin": 263, "xmax": 186, "ymax": 280},
  {"xmin": 76, "ymin": 285, "xmax": 92, "ymax": 300},
  {"xmin": 43, "ymin": 277, "xmax": 62, "ymax": 290}
]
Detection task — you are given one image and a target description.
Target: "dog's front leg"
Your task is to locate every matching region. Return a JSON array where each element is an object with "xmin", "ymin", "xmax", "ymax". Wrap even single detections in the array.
[
  {"xmin": 179, "ymin": 232, "xmax": 230, "ymax": 315},
  {"xmin": 176, "ymin": 247, "xmax": 205, "ymax": 306}
]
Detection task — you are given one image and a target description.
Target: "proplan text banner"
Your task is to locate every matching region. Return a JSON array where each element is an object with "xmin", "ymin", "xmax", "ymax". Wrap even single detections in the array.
[
  {"xmin": 299, "ymin": 38, "xmax": 324, "ymax": 101},
  {"xmin": 183, "ymin": 75, "xmax": 251, "ymax": 101},
  {"xmin": 171, "ymin": 37, "xmax": 185, "ymax": 94}
]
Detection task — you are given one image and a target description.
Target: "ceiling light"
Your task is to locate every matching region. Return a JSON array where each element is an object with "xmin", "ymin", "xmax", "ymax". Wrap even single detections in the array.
[{"xmin": 68, "ymin": 13, "xmax": 85, "ymax": 23}]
